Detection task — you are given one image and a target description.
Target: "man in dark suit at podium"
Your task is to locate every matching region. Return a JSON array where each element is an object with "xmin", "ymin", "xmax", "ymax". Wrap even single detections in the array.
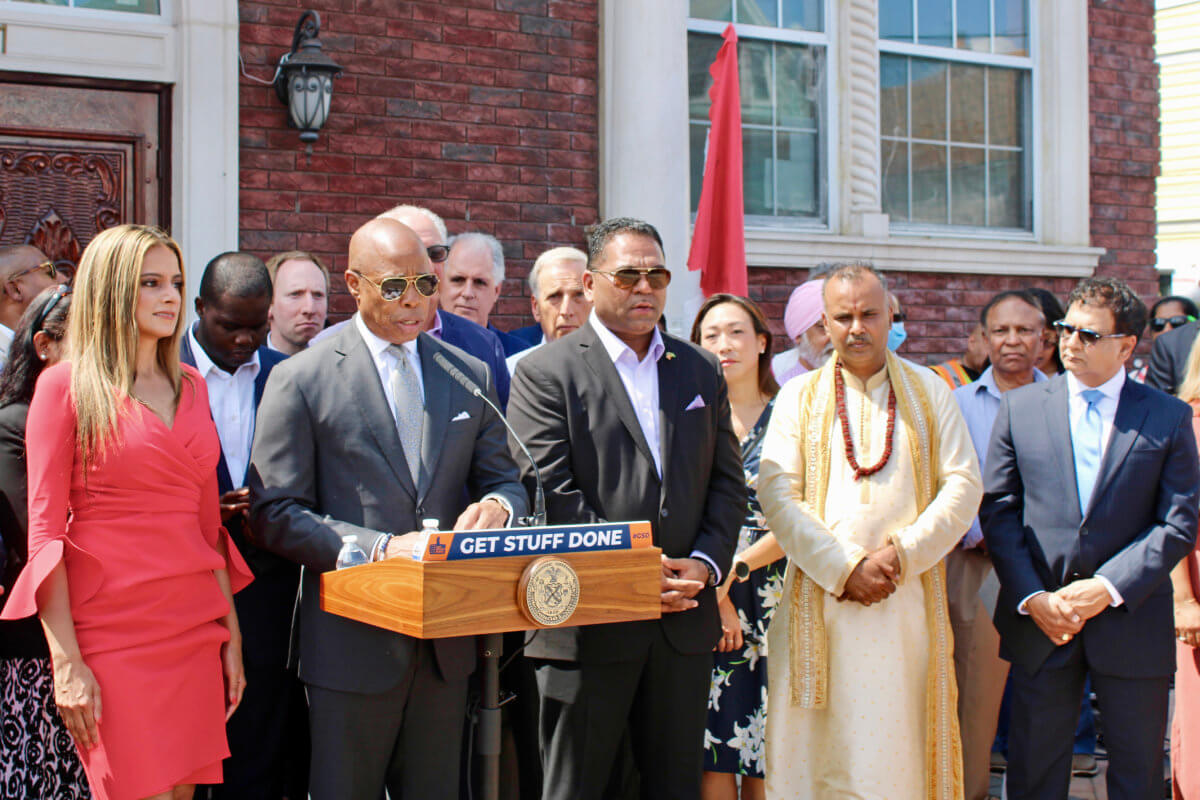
[
  {"xmin": 507, "ymin": 217, "xmax": 746, "ymax": 800},
  {"xmin": 248, "ymin": 218, "xmax": 527, "ymax": 800}
]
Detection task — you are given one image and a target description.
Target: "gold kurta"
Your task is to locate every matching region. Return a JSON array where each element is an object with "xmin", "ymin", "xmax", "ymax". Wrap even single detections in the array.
[{"xmin": 759, "ymin": 360, "xmax": 982, "ymax": 800}]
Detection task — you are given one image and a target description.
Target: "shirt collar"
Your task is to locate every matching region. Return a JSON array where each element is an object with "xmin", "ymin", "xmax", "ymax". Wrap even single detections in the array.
[
  {"xmin": 973, "ymin": 365, "xmax": 1048, "ymax": 399},
  {"xmin": 429, "ymin": 309, "xmax": 444, "ymax": 339},
  {"xmin": 188, "ymin": 324, "xmax": 260, "ymax": 379},
  {"xmin": 588, "ymin": 310, "xmax": 665, "ymax": 366},
  {"xmin": 0, "ymin": 323, "xmax": 13, "ymax": 340},
  {"xmin": 354, "ymin": 313, "xmax": 418, "ymax": 361},
  {"xmin": 1066, "ymin": 366, "xmax": 1126, "ymax": 403}
]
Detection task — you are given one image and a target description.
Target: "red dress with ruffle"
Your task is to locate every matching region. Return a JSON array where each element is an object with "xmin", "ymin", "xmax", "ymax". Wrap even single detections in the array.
[{"xmin": 1, "ymin": 363, "xmax": 252, "ymax": 800}]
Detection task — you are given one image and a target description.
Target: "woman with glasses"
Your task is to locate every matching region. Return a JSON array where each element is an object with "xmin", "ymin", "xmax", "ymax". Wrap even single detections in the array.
[
  {"xmin": 0, "ymin": 245, "xmax": 65, "ymax": 370},
  {"xmin": 0, "ymin": 225, "xmax": 252, "ymax": 800},
  {"xmin": 691, "ymin": 295, "xmax": 786, "ymax": 800},
  {"xmin": 0, "ymin": 284, "xmax": 90, "ymax": 799}
]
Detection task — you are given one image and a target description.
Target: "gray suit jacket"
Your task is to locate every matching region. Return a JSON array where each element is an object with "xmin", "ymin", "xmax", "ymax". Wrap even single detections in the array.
[
  {"xmin": 248, "ymin": 323, "xmax": 528, "ymax": 693},
  {"xmin": 981, "ymin": 374, "xmax": 1199, "ymax": 677}
]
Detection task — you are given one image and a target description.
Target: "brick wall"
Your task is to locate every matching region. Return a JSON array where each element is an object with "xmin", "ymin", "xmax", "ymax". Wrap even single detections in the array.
[
  {"xmin": 753, "ymin": 0, "xmax": 1161, "ymax": 366},
  {"xmin": 238, "ymin": 0, "xmax": 600, "ymax": 328}
]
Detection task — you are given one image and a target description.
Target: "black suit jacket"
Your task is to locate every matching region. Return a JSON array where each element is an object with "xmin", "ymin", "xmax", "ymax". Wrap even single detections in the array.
[
  {"xmin": 181, "ymin": 335, "xmax": 294, "ymax": 668},
  {"xmin": 248, "ymin": 324, "xmax": 528, "ymax": 692},
  {"xmin": 1146, "ymin": 319, "xmax": 1200, "ymax": 395},
  {"xmin": 981, "ymin": 374, "xmax": 1199, "ymax": 676},
  {"xmin": 507, "ymin": 321, "xmax": 746, "ymax": 663}
]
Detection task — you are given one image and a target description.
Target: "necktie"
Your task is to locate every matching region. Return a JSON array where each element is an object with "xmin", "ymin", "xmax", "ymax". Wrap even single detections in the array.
[
  {"xmin": 1073, "ymin": 388, "xmax": 1104, "ymax": 515},
  {"xmin": 387, "ymin": 344, "xmax": 423, "ymax": 484}
]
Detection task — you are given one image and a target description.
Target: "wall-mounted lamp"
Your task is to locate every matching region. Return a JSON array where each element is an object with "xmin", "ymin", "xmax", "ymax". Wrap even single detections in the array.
[{"xmin": 274, "ymin": 10, "xmax": 342, "ymax": 152}]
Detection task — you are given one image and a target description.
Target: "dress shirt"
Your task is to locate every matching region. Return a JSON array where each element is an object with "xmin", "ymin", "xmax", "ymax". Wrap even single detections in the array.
[
  {"xmin": 587, "ymin": 312, "xmax": 722, "ymax": 583},
  {"xmin": 352, "ymin": 315, "xmax": 511, "ymax": 548},
  {"xmin": 1018, "ymin": 368, "xmax": 1126, "ymax": 614},
  {"xmin": 953, "ymin": 366, "xmax": 1046, "ymax": 548},
  {"xmin": 187, "ymin": 325, "xmax": 260, "ymax": 486},
  {"xmin": 505, "ymin": 334, "xmax": 545, "ymax": 374},
  {"xmin": 0, "ymin": 323, "xmax": 13, "ymax": 370}
]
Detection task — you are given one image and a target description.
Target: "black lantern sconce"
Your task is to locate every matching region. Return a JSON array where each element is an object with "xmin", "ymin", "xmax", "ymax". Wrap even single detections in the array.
[{"xmin": 274, "ymin": 10, "xmax": 342, "ymax": 153}]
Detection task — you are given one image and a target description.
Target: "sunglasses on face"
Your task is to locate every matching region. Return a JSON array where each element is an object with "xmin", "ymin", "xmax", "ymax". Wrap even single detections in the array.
[
  {"xmin": 1150, "ymin": 314, "xmax": 1196, "ymax": 332},
  {"xmin": 6, "ymin": 261, "xmax": 56, "ymax": 285},
  {"xmin": 426, "ymin": 245, "xmax": 449, "ymax": 264},
  {"xmin": 349, "ymin": 270, "xmax": 439, "ymax": 301},
  {"xmin": 32, "ymin": 284, "xmax": 72, "ymax": 337},
  {"xmin": 1052, "ymin": 320, "xmax": 1130, "ymax": 346},
  {"xmin": 588, "ymin": 267, "xmax": 672, "ymax": 291}
]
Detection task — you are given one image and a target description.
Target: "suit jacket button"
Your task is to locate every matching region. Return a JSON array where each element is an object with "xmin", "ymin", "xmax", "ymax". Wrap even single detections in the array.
[
  {"xmin": 661, "ymin": 508, "xmax": 670, "ymax": 519},
  {"xmin": 417, "ymin": 506, "xmax": 425, "ymax": 516}
]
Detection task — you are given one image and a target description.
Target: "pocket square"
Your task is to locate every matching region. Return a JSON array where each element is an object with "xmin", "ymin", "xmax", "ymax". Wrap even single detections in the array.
[
  {"xmin": 685, "ymin": 394, "xmax": 706, "ymax": 411},
  {"xmin": 451, "ymin": 411, "xmax": 471, "ymax": 422}
]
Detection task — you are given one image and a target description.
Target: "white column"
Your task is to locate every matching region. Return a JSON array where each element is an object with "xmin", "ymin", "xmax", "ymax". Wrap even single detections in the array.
[
  {"xmin": 174, "ymin": 0, "xmax": 240, "ymax": 310},
  {"xmin": 599, "ymin": 0, "xmax": 701, "ymax": 335},
  {"xmin": 838, "ymin": 0, "xmax": 889, "ymax": 237}
]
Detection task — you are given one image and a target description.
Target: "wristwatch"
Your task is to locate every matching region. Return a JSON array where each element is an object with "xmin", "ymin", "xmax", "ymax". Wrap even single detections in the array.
[
  {"xmin": 702, "ymin": 560, "xmax": 719, "ymax": 587},
  {"xmin": 733, "ymin": 558, "xmax": 751, "ymax": 583}
]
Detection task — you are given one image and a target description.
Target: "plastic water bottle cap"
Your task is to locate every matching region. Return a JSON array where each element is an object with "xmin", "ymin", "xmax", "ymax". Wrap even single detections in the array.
[{"xmin": 421, "ymin": 519, "xmax": 439, "ymax": 530}]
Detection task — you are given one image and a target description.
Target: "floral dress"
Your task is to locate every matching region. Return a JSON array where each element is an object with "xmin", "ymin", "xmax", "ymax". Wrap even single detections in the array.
[{"xmin": 704, "ymin": 400, "xmax": 785, "ymax": 778}]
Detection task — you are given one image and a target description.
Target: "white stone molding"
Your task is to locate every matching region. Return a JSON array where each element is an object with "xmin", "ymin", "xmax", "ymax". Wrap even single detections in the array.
[{"xmin": 840, "ymin": 0, "xmax": 888, "ymax": 239}]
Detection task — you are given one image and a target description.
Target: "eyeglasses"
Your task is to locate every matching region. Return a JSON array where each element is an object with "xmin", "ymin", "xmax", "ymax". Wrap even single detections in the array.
[
  {"xmin": 426, "ymin": 245, "xmax": 449, "ymax": 263},
  {"xmin": 32, "ymin": 284, "xmax": 71, "ymax": 337},
  {"xmin": 349, "ymin": 270, "xmax": 439, "ymax": 301},
  {"xmin": 588, "ymin": 267, "xmax": 672, "ymax": 290},
  {"xmin": 6, "ymin": 261, "xmax": 56, "ymax": 285},
  {"xmin": 1053, "ymin": 320, "xmax": 1131, "ymax": 346},
  {"xmin": 1150, "ymin": 314, "xmax": 1196, "ymax": 332}
]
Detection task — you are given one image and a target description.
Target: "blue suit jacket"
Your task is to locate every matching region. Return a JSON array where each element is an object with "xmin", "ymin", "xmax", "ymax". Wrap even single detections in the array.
[
  {"xmin": 981, "ymin": 374, "xmax": 1199, "ymax": 677},
  {"xmin": 508, "ymin": 323, "xmax": 542, "ymax": 350},
  {"xmin": 439, "ymin": 309, "xmax": 510, "ymax": 408},
  {"xmin": 181, "ymin": 334, "xmax": 295, "ymax": 668},
  {"xmin": 488, "ymin": 322, "xmax": 529, "ymax": 358}
]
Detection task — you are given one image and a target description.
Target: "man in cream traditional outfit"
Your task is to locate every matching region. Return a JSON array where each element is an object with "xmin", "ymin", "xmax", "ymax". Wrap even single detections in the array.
[{"xmin": 759, "ymin": 261, "xmax": 983, "ymax": 799}]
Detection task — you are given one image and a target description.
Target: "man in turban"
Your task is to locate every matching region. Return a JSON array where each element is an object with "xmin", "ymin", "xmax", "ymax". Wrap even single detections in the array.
[{"xmin": 772, "ymin": 279, "xmax": 832, "ymax": 385}]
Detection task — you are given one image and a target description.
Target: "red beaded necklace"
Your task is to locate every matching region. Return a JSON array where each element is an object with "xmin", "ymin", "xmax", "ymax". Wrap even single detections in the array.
[{"xmin": 834, "ymin": 362, "xmax": 897, "ymax": 480}]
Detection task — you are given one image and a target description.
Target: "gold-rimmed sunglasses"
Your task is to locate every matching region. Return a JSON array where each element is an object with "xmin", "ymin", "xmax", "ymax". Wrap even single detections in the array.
[
  {"xmin": 348, "ymin": 269, "xmax": 439, "ymax": 301},
  {"xmin": 588, "ymin": 266, "xmax": 672, "ymax": 290}
]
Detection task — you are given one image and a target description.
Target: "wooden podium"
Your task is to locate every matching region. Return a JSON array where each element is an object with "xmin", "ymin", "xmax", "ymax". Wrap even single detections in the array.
[{"xmin": 319, "ymin": 524, "xmax": 663, "ymax": 800}]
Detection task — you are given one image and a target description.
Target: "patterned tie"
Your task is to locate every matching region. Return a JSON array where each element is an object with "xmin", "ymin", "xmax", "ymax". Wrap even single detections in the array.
[
  {"xmin": 387, "ymin": 344, "xmax": 423, "ymax": 484},
  {"xmin": 1073, "ymin": 388, "xmax": 1104, "ymax": 515}
]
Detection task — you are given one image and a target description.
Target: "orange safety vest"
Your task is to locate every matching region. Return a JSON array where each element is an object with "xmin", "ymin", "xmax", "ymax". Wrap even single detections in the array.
[{"xmin": 929, "ymin": 358, "xmax": 974, "ymax": 390}]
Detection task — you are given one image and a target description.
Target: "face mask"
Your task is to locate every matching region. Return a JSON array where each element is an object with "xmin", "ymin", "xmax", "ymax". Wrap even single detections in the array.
[{"xmin": 888, "ymin": 321, "xmax": 907, "ymax": 352}]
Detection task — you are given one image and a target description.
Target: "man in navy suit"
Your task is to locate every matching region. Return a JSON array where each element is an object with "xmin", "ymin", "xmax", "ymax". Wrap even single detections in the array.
[
  {"xmin": 981, "ymin": 276, "xmax": 1200, "ymax": 800},
  {"xmin": 181, "ymin": 252, "xmax": 304, "ymax": 800}
]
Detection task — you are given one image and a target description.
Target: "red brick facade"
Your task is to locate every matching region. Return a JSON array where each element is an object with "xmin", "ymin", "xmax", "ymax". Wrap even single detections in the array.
[
  {"xmin": 238, "ymin": 0, "xmax": 600, "ymax": 327},
  {"xmin": 238, "ymin": 0, "xmax": 1158, "ymax": 365}
]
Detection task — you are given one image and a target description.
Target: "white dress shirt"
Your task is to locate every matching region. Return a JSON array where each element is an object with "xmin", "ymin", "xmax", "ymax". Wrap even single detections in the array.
[
  {"xmin": 1019, "ymin": 368, "xmax": 1127, "ymax": 614},
  {"xmin": 505, "ymin": 334, "xmax": 546, "ymax": 376},
  {"xmin": 587, "ymin": 312, "xmax": 722, "ymax": 583},
  {"xmin": 188, "ymin": 326, "xmax": 260, "ymax": 486},
  {"xmin": 0, "ymin": 323, "xmax": 14, "ymax": 371}
]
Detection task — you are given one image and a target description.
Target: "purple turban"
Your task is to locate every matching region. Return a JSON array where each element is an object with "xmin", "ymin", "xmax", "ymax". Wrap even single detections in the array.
[{"xmin": 783, "ymin": 279, "xmax": 824, "ymax": 342}]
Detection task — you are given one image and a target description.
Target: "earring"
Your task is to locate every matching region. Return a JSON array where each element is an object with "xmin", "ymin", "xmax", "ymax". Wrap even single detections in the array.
[{"xmin": 38, "ymin": 353, "xmax": 47, "ymax": 361}]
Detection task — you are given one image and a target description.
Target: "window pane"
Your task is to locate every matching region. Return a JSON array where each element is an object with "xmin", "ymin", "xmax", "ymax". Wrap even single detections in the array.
[
  {"xmin": 949, "ymin": 63, "xmax": 986, "ymax": 144},
  {"xmin": 994, "ymin": 0, "xmax": 1028, "ymax": 56},
  {"xmin": 690, "ymin": 124, "xmax": 710, "ymax": 212},
  {"xmin": 777, "ymin": 44, "xmax": 821, "ymax": 129},
  {"xmin": 743, "ymin": 128, "xmax": 775, "ymax": 216},
  {"xmin": 989, "ymin": 149, "xmax": 1025, "ymax": 228},
  {"xmin": 777, "ymin": 132, "xmax": 819, "ymax": 215},
  {"xmin": 882, "ymin": 139, "xmax": 910, "ymax": 221},
  {"xmin": 76, "ymin": 0, "xmax": 159, "ymax": 9},
  {"xmin": 988, "ymin": 67, "xmax": 1023, "ymax": 147},
  {"xmin": 688, "ymin": 33, "xmax": 722, "ymax": 121},
  {"xmin": 918, "ymin": 0, "xmax": 952, "ymax": 48},
  {"xmin": 880, "ymin": 0, "xmax": 914, "ymax": 42},
  {"xmin": 911, "ymin": 143, "xmax": 948, "ymax": 223},
  {"xmin": 956, "ymin": 0, "xmax": 990, "ymax": 52},
  {"xmin": 12, "ymin": 0, "xmax": 69, "ymax": 4},
  {"xmin": 880, "ymin": 55, "xmax": 909, "ymax": 138},
  {"xmin": 950, "ymin": 146, "xmax": 986, "ymax": 225},
  {"xmin": 691, "ymin": 0, "xmax": 732, "ymax": 22},
  {"xmin": 739, "ymin": 40, "xmax": 775, "ymax": 126},
  {"xmin": 782, "ymin": 0, "xmax": 823, "ymax": 32},
  {"xmin": 737, "ymin": 0, "xmax": 776, "ymax": 25},
  {"xmin": 910, "ymin": 59, "xmax": 947, "ymax": 141}
]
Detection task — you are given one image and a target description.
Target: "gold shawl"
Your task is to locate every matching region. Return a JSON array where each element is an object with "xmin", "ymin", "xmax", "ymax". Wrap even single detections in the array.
[{"xmin": 786, "ymin": 350, "xmax": 963, "ymax": 800}]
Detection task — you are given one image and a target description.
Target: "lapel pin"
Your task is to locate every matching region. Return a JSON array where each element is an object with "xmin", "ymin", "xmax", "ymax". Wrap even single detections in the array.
[{"xmin": 665, "ymin": 351, "xmax": 676, "ymax": 361}]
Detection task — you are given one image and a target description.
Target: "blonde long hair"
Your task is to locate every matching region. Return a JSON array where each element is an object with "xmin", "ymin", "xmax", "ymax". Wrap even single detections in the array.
[{"xmin": 68, "ymin": 225, "xmax": 186, "ymax": 468}]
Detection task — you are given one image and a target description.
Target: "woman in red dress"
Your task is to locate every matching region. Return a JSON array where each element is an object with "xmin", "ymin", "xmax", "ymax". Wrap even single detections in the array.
[{"xmin": 1, "ymin": 224, "xmax": 252, "ymax": 800}]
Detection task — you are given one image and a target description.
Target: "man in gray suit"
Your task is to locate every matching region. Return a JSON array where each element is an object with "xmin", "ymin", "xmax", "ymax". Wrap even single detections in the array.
[
  {"xmin": 981, "ymin": 276, "xmax": 1199, "ymax": 800},
  {"xmin": 248, "ymin": 217, "xmax": 528, "ymax": 800}
]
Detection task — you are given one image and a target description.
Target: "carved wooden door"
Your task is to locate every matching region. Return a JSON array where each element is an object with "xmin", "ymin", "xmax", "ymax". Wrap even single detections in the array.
[{"xmin": 0, "ymin": 75, "xmax": 168, "ymax": 278}]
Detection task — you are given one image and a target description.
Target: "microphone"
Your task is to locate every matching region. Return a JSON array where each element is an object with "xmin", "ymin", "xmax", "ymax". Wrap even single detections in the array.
[{"xmin": 432, "ymin": 351, "xmax": 547, "ymax": 527}]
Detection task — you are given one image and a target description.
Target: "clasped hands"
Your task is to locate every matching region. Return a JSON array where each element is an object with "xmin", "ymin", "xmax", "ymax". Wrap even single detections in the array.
[
  {"xmin": 839, "ymin": 544, "xmax": 901, "ymax": 606},
  {"xmin": 1026, "ymin": 578, "xmax": 1112, "ymax": 646}
]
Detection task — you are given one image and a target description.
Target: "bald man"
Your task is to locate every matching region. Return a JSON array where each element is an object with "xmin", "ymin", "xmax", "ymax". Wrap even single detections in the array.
[
  {"xmin": 248, "ymin": 218, "xmax": 528, "ymax": 800},
  {"xmin": 0, "ymin": 245, "xmax": 65, "ymax": 368}
]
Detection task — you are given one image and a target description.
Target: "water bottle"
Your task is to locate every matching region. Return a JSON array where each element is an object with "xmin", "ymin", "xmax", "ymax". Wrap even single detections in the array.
[
  {"xmin": 412, "ymin": 518, "xmax": 440, "ymax": 560},
  {"xmin": 336, "ymin": 535, "xmax": 370, "ymax": 569}
]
